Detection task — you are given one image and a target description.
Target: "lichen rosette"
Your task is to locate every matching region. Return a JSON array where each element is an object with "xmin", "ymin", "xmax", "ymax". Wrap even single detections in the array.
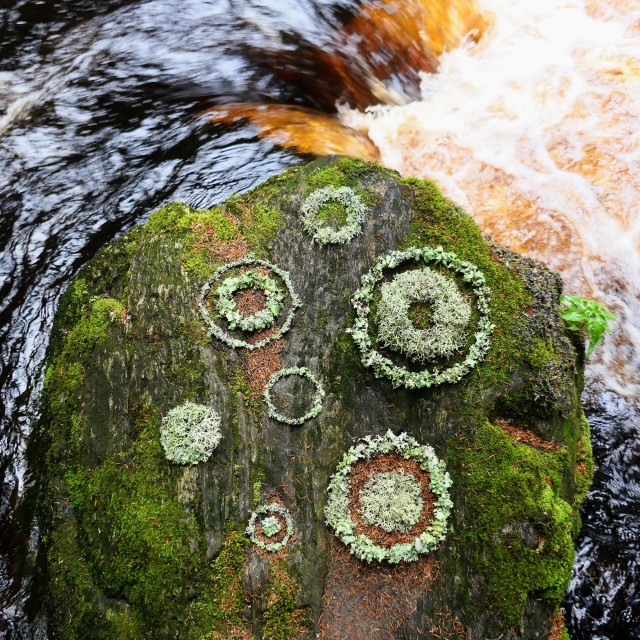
[
  {"xmin": 301, "ymin": 185, "xmax": 367, "ymax": 244},
  {"xmin": 325, "ymin": 430, "xmax": 452, "ymax": 563},
  {"xmin": 198, "ymin": 256, "xmax": 301, "ymax": 350},
  {"xmin": 350, "ymin": 246, "xmax": 494, "ymax": 389},
  {"xmin": 160, "ymin": 402, "xmax": 222, "ymax": 465},
  {"xmin": 246, "ymin": 503, "xmax": 294, "ymax": 552},
  {"xmin": 264, "ymin": 366, "xmax": 325, "ymax": 425}
]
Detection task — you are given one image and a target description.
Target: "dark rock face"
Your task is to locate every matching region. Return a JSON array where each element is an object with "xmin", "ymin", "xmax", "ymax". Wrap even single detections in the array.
[{"xmin": 37, "ymin": 157, "xmax": 592, "ymax": 639}]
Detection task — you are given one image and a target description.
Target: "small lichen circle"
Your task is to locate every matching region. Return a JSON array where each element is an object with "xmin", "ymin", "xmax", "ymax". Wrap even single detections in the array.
[
  {"xmin": 216, "ymin": 270, "xmax": 284, "ymax": 333},
  {"xmin": 264, "ymin": 366, "xmax": 325, "ymax": 426},
  {"xmin": 160, "ymin": 402, "xmax": 222, "ymax": 465},
  {"xmin": 198, "ymin": 256, "xmax": 301, "ymax": 351},
  {"xmin": 375, "ymin": 267, "xmax": 472, "ymax": 363},
  {"xmin": 246, "ymin": 503, "xmax": 294, "ymax": 552},
  {"xmin": 358, "ymin": 471, "xmax": 424, "ymax": 533},
  {"xmin": 325, "ymin": 430, "xmax": 453, "ymax": 564},
  {"xmin": 350, "ymin": 246, "xmax": 494, "ymax": 389},
  {"xmin": 301, "ymin": 185, "xmax": 367, "ymax": 244}
]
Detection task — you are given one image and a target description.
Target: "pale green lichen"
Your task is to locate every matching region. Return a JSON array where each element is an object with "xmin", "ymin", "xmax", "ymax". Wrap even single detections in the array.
[
  {"xmin": 246, "ymin": 503, "xmax": 294, "ymax": 552},
  {"xmin": 217, "ymin": 270, "xmax": 284, "ymax": 332},
  {"xmin": 325, "ymin": 430, "xmax": 453, "ymax": 563},
  {"xmin": 264, "ymin": 367, "xmax": 325, "ymax": 426},
  {"xmin": 350, "ymin": 246, "xmax": 494, "ymax": 389},
  {"xmin": 376, "ymin": 267, "xmax": 472, "ymax": 363},
  {"xmin": 160, "ymin": 402, "xmax": 222, "ymax": 465},
  {"xmin": 301, "ymin": 185, "xmax": 367, "ymax": 244},
  {"xmin": 198, "ymin": 256, "xmax": 301, "ymax": 350},
  {"xmin": 359, "ymin": 471, "xmax": 423, "ymax": 533}
]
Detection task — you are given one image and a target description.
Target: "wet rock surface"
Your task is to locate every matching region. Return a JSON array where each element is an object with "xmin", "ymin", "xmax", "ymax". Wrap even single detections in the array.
[{"xmin": 37, "ymin": 157, "xmax": 591, "ymax": 639}]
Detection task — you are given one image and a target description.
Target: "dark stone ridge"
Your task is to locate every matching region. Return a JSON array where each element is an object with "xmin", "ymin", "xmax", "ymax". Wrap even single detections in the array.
[{"xmin": 36, "ymin": 157, "xmax": 592, "ymax": 639}]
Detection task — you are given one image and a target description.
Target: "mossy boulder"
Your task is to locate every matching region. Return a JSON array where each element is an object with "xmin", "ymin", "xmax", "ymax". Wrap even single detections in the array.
[{"xmin": 38, "ymin": 156, "xmax": 592, "ymax": 639}]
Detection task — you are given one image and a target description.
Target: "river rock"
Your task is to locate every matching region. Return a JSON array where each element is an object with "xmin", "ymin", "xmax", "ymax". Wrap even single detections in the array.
[{"xmin": 38, "ymin": 156, "xmax": 592, "ymax": 639}]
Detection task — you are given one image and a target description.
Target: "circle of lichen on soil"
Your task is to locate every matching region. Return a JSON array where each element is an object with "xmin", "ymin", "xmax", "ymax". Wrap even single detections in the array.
[
  {"xmin": 301, "ymin": 185, "xmax": 367, "ymax": 244},
  {"xmin": 350, "ymin": 246, "xmax": 494, "ymax": 389},
  {"xmin": 160, "ymin": 402, "xmax": 222, "ymax": 465},
  {"xmin": 325, "ymin": 430, "xmax": 452, "ymax": 563},
  {"xmin": 216, "ymin": 269, "xmax": 284, "ymax": 332},
  {"xmin": 264, "ymin": 366, "xmax": 325, "ymax": 426},
  {"xmin": 246, "ymin": 503, "xmax": 294, "ymax": 552},
  {"xmin": 198, "ymin": 256, "xmax": 301, "ymax": 350}
]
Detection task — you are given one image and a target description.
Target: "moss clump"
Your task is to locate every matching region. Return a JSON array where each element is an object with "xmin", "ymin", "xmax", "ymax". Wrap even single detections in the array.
[
  {"xmin": 64, "ymin": 410, "xmax": 204, "ymax": 626},
  {"xmin": 448, "ymin": 420, "xmax": 578, "ymax": 628},
  {"xmin": 261, "ymin": 560, "xmax": 311, "ymax": 640},
  {"xmin": 186, "ymin": 528, "xmax": 251, "ymax": 639}
]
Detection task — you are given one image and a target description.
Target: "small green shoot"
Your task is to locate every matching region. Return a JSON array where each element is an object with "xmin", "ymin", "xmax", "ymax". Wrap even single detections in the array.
[{"xmin": 560, "ymin": 294, "xmax": 616, "ymax": 358}]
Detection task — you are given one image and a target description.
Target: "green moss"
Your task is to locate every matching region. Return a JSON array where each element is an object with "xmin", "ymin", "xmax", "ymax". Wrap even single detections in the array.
[
  {"xmin": 47, "ymin": 519, "xmax": 144, "ymax": 639},
  {"xmin": 302, "ymin": 156, "xmax": 380, "ymax": 208},
  {"xmin": 261, "ymin": 560, "xmax": 311, "ymax": 640},
  {"xmin": 448, "ymin": 420, "xmax": 577, "ymax": 628},
  {"xmin": 401, "ymin": 177, "xmax": 533, "ymax": 392},
  {"xmin": 64, "ymin": 408, "xmax": 204, "ymax": 626},
  {"xmin": 186, "ymin": 527, "xmax": 251, "ymax": 639}
]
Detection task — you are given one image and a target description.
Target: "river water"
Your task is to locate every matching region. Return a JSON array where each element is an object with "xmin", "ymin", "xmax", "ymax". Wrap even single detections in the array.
[{"xmin": 0, "ymin": 0, "xmax": 638, "ymax": 637}]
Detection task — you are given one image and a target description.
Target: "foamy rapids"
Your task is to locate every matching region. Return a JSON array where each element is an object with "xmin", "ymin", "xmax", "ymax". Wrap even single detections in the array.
[{"xmin": 342, "ymin": 0, "xmax": 640, "ymax": 404}]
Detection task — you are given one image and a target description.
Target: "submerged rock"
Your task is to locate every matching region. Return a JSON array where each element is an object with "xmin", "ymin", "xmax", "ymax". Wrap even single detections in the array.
[{"xmin": 37, "ymin": 156, "xmax": 592, "ymax": 639}]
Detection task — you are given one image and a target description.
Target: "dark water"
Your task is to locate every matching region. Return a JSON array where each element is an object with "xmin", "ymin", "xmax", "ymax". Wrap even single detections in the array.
[{"xmin": 0, "ymin": 1, "xmax": 638, "ymax": 638}]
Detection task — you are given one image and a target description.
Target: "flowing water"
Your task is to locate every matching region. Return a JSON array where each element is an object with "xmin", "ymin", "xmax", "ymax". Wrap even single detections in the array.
[{"xmin": 0, "ymin": 0, "xmax": 638, "ymax": 637}]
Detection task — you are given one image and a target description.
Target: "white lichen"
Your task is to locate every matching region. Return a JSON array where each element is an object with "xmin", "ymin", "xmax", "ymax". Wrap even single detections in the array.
[
  {"xmin": 376, "ymin": 268, "xmax": 472, "ymax": 363},
  {"xmin": 358, "ymin": 470, "xmax": 424, "ymax": 533},
  {"xmin": 198, "ymin": 256, "xmax": 301, "ymax": 351},
  {"xmin": 160, "ymin": 402, "xmax": 222, "ymax": 465},
  {"xmin": 301, "ymin": 185, "xmax": 367, "ymax": 244},
  {"xmin": 216, "ymin": 269, "xmax": 284, "ymax": 332},
  {"xmin": 264, "ymin": 366, "xmax": 325, "ymax": 426},
  {"xmin": 246, "ymin": 503, "xmax": 294, "ymax": 552},
  {"xmin": 349, "ymin": 246, "xmax": 495, "ymax": 389},
  {"xmin": 325, "ymin": 430, "xmax": 453, "ymax": 564}
]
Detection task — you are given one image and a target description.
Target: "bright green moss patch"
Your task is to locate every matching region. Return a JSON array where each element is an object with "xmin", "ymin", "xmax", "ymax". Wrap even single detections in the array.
[
  {"xmin": 47, "ymin": 519, "xmax": 144, "ymax": 639},
  {"xmin": 261, "ymin": 560, "xmax": 311, "ymax": 640},
  {"xmin": 64, "ymin": 410, "xmax": 204, "ymax": 625},
  {"xmin": 448, "ymin": 420, "xmax": 577, "ymax": 627}
]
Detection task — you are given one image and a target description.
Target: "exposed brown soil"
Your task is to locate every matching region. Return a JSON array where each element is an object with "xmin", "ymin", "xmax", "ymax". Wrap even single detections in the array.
[
  {"xmin": 347, "ymin": 452, "xmax": 436, "ymax": 547},
  {"xmin": 494, "ymin": 418, "xmax": 560, "ymax": 451},
  {"xmin": 547, "ymin": 610, "xmax": 565, "ymax": 640},
  {"xmin": 190, "ymin": 218, "xmax": 247, "ymax": 262},
  {"xmin": 576, "ymin": 460, "xmax": 588, "ymax": 475},
  {"xmin": 319, "ymin": 537, "xmax": 438, "ymax": 640},
  {"xmin": 235, "ymin": 288, "xmax": 267, "ymax": 316},
  {"xmin": 246, "ymin": 326, "xmax": 284, "ymax": 395}
]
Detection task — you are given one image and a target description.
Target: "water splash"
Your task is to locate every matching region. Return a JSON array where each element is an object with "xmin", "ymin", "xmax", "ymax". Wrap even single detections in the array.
[{"xmin": 341, "ymin": 0, "xmax": 640, "ymax": 403}]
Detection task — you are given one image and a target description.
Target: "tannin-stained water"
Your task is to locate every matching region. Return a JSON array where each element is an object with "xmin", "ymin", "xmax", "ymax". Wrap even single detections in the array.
[
  {"xmin": 339, "ymin": 0, "xmax": 640, "ymax": 635},
  {"xmin": 1, "ymin": 0, "xmax": 639, "ymax": 637}
]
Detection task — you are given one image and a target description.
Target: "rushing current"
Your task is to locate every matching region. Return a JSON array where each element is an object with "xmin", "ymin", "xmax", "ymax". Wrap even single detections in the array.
[{"xmin": 0, "ymin": 0, "xmax": 638, "ymax": 637}]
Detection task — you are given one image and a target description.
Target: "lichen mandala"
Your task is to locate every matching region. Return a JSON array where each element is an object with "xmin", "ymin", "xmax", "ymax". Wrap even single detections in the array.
[
  {"xmin": 350, "ymin": 246, "xmax": 494, "ymax": 389},
  {"xmin": 325, "ymin": 430, "xmax": 453, "ymax": 563},
  {"xmin": 198, "ymin": 256, "xmax": 301, "ymax": 351}
]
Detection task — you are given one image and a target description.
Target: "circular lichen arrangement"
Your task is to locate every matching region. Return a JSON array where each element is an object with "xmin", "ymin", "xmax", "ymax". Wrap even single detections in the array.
[
  {"xmin": 350, "ymin": 246, "xmax": 494, "ymax": 389},
  {"xmin": 198, "ymin": 256, "xmax": 301, "ymax": 350},
  {"xmin": 160, "ymin": 402, "xmax": 222, "ymax": 465},
  {"xmin": 264, "ymin": 366, "xmax": 325, "ymax": 425},
  {"xmin": 325, "ymin": 430, "xmax": 452, "ymax": 563},
  {"xmin": 246, "ymin": 503, "xmax": 294, "ymax": 552},
  {"xmin": 301, "ymin": 185, "xmax": 367, "ymax": 244},
  {"xmin": 376, "ymin": 268, "xmax": 472, "ymax": 363},
  {"xmin": 216, "ymin": 270, "xmax": 284, "ymax": 332},
  {"xmin": 358, "ymin": 471, "xmax": 424, "ymax": 533}
]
